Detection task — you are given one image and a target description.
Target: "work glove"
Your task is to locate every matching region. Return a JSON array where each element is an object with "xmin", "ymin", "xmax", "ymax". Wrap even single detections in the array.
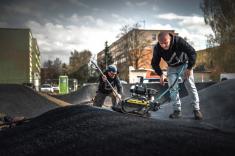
[{"xmin": 102, "ymin": 75, "xmax": 107, "ymax": 82}]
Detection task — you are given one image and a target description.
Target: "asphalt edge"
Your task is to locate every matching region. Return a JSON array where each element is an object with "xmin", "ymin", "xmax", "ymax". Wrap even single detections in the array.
[{"xmin": 37, "ymin": 92, "xmax": 72, "ymax": 107}]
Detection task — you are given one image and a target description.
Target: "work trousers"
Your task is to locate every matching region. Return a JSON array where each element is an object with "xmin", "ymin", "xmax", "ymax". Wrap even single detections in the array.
[{"xmin": 167, "ymin": 64, "xmax": 200, "ymax": 111}]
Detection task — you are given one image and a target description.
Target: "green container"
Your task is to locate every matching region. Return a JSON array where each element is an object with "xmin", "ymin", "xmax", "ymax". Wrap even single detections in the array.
[{"xmin": 59, "ymin": 76, "xmax": 69, "ymax": 94}]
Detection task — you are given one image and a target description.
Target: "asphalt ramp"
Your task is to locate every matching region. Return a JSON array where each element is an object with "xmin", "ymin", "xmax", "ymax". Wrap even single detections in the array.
[
  {"xmin": 151, "ymin": 79, "xmax": 235, "ymax": 132},
  {"xmin": 0, "ymin": 82, "xmax": 235, "ymax": 155},
  {"xmin": 54, "ymin": 84, "xmax": 98, "ymax": 104},
  {"xmin": 0, "ymin": 104, "xmax": 234, "ymax": 156},
  {"xmin": 59, "ymin": 80, "xmax": 235, "ymax": 132},
  {"xmin": 73, "ymin": 80, "xmax": 235, "ymax": 132},
  {"xmin": 0, "ymin": 84, "xmax": 66, "ymax": 118}
]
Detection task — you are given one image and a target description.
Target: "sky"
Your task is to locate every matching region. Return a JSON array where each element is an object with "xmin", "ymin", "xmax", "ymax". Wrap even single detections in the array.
[{"xmin": 0, "ymin": 0, "xmax": 213, "ymax": 64}]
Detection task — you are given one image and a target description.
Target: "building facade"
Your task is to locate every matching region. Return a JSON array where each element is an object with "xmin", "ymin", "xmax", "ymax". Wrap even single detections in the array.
[
  {"xmin": 0, "ymin": 28, "xmax": 41, "ymax": 89},
  {"xmin": 97, "ymin": 29, "xmax": 177, "ymax": 82}
]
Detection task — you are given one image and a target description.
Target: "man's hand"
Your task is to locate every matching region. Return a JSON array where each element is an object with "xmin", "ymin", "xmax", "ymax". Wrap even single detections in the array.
[
  {"xmin": 185, "ymin": 69, "xmax": 192, "ymax": 79},
  {"xmin": 160, "ymin": 74, "xmax": 167, "ymax": 86},
  {"xmin": 102, "ymin": 75, "xmax": 107, "ymax": 81}
]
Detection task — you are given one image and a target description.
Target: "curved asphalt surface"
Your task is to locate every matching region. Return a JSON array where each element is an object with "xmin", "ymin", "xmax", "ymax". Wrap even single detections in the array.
[
  {"xmin": 0, "ymin": 104, "xmax": 235, "ymax": 156},
  {"xmin": 0, "ymin": 80, "xmax": 234, "ymax": 155},
  {"xmin": 151, "ymin": 79, "xmax": 235, "ymax": 132},
  {"xmin": 0, "ymin": 84, "xmax": 58, "ymax": 118}
]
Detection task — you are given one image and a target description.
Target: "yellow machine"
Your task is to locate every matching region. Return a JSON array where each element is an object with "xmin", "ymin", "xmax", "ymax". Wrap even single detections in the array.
[{"xmin": 120, "ymin": 84, "xmax": 160, "ymax": 117}]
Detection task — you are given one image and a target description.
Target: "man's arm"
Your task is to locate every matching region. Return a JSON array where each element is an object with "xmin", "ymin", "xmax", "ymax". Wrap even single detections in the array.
[
  {"xmin": 151, "ymin": 45, "xmax": 163, "ymax": 76},
  {"xmin": 179, "ymin": 37, "xmax": 197, "ymax": 70}
]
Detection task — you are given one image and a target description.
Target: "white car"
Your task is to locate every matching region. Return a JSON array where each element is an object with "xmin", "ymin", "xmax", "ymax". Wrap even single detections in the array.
[
  {"xmin": 40, "ymin": 84, "xmax": 54, "ymax": 93},
  {"xmin": 143, "ymin": 77, "xmax": 183, "ymax": 84},
  {"xmin": 143, "ymin": 78, "xmax": 161, "ymax": 83},
  {"xmin": 120, "ymin": 80, "xmax": 128, "ymax": 84},
  {"xmin": 52, "ymin": 85, "xmax": 59, "ymax": 93}
]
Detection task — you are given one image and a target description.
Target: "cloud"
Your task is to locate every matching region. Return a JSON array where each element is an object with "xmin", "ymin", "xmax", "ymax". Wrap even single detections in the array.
[
  {"xmin": 1, "ymin": 0, "xmax": 212, "ymax": 64},
  {"xmin": 150, "ymin": 14, "xmax": 213, "ymax": 50},
  {"xmin": 111, "ymin": 14, "xmax": 137, "ymax": 26},
  {"xmin": 149, "ymin": 13, "xmax": 214, "ymax": 50},
  {"xmin": 25, "ymin": 14, "xmax": 125, "ymax": 64},
  {"xmin": 68, "ymin": 0, "xmax": 90, "ymax": 8},
  {"xmin": 25, "ymin": 10, "xmax": 213, "ymax": 65},
  {"xmin": 136, "ymin": 2, "xmax": 148, "ymax": 6},
  {"xmin": 0, "ymin": 21, "xmax": 8, "ymax": 27},
  {"xmin": 4, "ymin": 3, "xmax": 33, "ymax": 14},
  {"xmin": 125, "ymin": 1, "xmax": 148, "ymax": 7},
  {"xmin": 156, "ymin": 13, "xmax": 205, "ymax": 27}
]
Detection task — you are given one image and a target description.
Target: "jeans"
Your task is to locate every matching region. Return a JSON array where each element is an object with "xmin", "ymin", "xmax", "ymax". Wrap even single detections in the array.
[
  {"xmin": 167, "ymin": 64, "xmax": 200, "ymax": 111},
  {"xmin": 93, "ymin": 91, "xmax": 119, "ymax": 107}
]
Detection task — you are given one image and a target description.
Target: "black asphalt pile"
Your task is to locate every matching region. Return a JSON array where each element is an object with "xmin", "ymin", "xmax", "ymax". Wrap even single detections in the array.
[
  {"xmin": 0, "ymin": 104, "xmax": 234, "ymax": 156},
  {"xmin": 0, "ymin": 84, "xmax": 58, "ymax": 118},
  {"xmin": 153, "ymin": 79, "xmax": 235, "ymax": 132},
  {"xmin": 54, "ymin": 84, "xmax": 98, "ymax": 104}
]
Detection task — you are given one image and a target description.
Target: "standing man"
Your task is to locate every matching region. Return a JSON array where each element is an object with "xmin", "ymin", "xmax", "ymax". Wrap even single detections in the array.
[
  {"xmin": 151, "ymin": 31, "xmax": 203, "ymax": 120},
  {"xmin": 93, "ymin": 65, "xmax": 123, "ymax": 109}
]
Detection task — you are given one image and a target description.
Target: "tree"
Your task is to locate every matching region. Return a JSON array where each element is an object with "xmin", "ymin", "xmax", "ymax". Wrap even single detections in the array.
[
  {"xmin": 130, "ymin": 29, "xmax": 152, "ymax": 69},
  {"xmin": 104, "ymin": 41, "xmax": 113, "ymax": 68},
  {"xmin": 69, "ymin": 64, "xmax": 89, "ymax": 84},
  {"xmin": 201, "ymin": 0, "xmax": 235, "ymax": 44},
  {"xmin": 68, "ymin": 50, "xmax": 92, "ymax": 84},
  {"xmin": 42, "ymin": 58, "xmax": 65, "ymax": 84},
  {"xmin": 87, "ymin": 55, "xmax": 99, "ymax": 83},
  {"xmin": 53, "ymin": 58, "xmax": 62, "ymax": 75},
  {"xmin": 117, "ymin": 23, "xmax": 151, "ymax": 69},
  {"xmin": 113, "ymin": 23, "xmax": 152, "ymax": 81},
  {"xmin": 69, "ymin": 49, "xmax": 92, "ymax": 73},
  {"xmin": 43, "ymin": 60, "xmax": 53, "ymax": 68},
  {"xmin": 201, "ymin": 0, "xmax": 235, "ymax": 80},
  {"xmin": 61, "ymin": 63, "xmax": 69, "ymax": 75}
]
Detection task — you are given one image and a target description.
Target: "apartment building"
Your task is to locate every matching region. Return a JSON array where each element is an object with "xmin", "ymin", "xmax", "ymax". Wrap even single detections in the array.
[
  {"xmin": 97, "ymin": 29, "xmax": 177, "ymax": 81},
  {"xmin": 0, "ymin": 28, "xmax": 41, "ymax": 90}
]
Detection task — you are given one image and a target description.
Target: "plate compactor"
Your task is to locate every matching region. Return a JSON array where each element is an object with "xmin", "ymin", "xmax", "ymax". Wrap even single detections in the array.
[{"xmin": 115, "ymin": 78, "xmax": 161, "ymax": 117}]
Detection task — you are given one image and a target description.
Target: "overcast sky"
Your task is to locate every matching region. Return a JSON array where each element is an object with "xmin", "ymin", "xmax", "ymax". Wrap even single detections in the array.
[{"xmin": 0, "ymin": 0, "xmax": 213, "ymax": 64}]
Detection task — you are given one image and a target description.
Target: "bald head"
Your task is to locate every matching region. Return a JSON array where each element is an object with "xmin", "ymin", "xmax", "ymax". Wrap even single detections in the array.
[
  {"xmin": 158, "ymin": 32, "xmax": 171, "ymax": 50},
  {"xmin": 158, "ymin": 32, "xmax": 171, "ymax": 42}
]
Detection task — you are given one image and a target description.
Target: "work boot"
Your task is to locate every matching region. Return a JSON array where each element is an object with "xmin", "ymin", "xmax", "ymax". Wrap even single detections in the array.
[
  {"xmin": 169, "ymin": 110, "xmax": 182, "ymax": 119},
  {"xmin": 193, "ymin": 110, "xmax": 203, "ymax": 120}
]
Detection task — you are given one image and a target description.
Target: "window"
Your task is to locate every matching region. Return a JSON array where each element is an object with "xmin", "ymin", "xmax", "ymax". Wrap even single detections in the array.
[{"xmin": 152, "ymin": 34, "xmax": 156, "ymax": 41}]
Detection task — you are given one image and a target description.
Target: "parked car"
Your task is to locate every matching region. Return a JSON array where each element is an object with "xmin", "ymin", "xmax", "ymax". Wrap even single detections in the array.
[
  {"xmin": 52, "ymin": 85, "xmax": 60, "ymax": 93},
  {"xmin": 40, "ymin": 84, "xmax": 54, "ymax": 93},
  {"xmin": 120, "ymin": 80, "xmax": 128, "ymax": 84},
  {"xmin": 220, "ymin": 73, "xmax": 235, "ymax": 81},
  {"xmin": 143, "ymin": 77, "xmax": 183, "ymax": 84},
  {"xmin": 143, "ymin": 78, "xmax": 161, "ymax": 83}
]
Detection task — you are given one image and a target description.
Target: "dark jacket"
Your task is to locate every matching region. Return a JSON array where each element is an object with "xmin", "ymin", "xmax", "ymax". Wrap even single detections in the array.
[
  {"xmin": 151, "ymin": 34, "xmax": 197, "ymax": 76},
  {"xmin": 97, "ymin": 71, "xmax": 123, "ymax": 94}
]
